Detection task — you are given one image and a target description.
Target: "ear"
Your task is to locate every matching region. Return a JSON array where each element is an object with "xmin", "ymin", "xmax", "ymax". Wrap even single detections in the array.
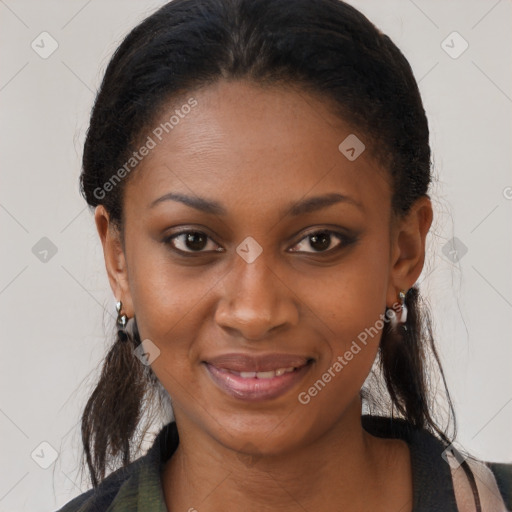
[
  {"xmin": 386, "ymin": 196, "xmax": 433, "ymax": 308},
  {"xmin": 94, "ymin": 205, "xmax": 134, "ymax": 318}
]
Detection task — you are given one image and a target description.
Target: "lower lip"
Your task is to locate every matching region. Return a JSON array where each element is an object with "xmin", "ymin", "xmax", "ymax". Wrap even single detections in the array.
[{"xmin": 204, "ymin": 362, "xmax": 312, "ymax": 401}]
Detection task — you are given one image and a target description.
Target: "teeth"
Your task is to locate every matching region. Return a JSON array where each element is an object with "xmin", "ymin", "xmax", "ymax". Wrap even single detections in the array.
[
  {"xmin": 239, "ymin": 371, "xmax": 256, "ymax": 378},
  {"xmin": 236, "ymin": 367, "xmax": 296, "ymax": 379},
  {"xmin": 255, "ymin": 370, "xmax": 276, "ymax": 379}
]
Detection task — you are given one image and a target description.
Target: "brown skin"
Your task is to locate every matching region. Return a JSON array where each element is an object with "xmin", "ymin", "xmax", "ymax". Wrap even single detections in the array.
[{"xmin": 95, "ymin": 80, "xmax": 432, "ymax": 511}]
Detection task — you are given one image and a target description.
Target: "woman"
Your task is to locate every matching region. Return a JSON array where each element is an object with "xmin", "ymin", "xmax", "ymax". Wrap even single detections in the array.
[{"xmin": 56, "ymin": 0, "xmax": 511, "ymax": 510}]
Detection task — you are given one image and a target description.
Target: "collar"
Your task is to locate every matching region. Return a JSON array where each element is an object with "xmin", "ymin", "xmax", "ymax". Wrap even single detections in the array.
[{"xmin": 107, "ymin": 415, "xmax": 458, "ymax": 511}]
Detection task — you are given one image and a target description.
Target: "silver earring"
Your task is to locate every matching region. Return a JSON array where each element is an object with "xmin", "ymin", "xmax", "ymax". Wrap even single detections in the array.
[
  {"xmin": 116, "ymin": 301, "xmax": 129, "ymax": 342},
  {"xmin": 389, "ymin": 289, "xmax": 408, "ymax": 331}
]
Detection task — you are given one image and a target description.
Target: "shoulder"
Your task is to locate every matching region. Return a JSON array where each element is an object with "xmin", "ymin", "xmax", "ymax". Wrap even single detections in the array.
[
  {"xmin": 487, "ymin": 462, "xmax": 512, "ymax": 510},
  {"xmin": 361, "ymin": 415, "xmax": 512, "ymax": 511},
  {"xmin": 54, "ymin": 458, "xmax": 145, "ymax": 512},
  {"xmin": 449, "ymin": 457, "xmax": 512, "ymax": 512},
  {"xmin": 55, "ymin": 421, "xmax": 178, "ymax": 512}
]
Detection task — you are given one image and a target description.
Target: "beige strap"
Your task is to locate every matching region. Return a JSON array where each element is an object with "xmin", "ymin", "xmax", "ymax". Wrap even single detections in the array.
[{"xmin": 446, "ymin": 452, "xmax": 509, "ymax": 511}]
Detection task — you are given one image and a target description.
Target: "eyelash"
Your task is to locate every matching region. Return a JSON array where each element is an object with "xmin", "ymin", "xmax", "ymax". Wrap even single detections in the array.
[{"xmin": 163, "ymin": 228, "xmax": 357, "ymax": 256}]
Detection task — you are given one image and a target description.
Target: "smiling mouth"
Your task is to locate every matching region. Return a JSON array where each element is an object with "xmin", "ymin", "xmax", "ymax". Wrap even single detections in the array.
[
  {"xmin": 216, "ymin": 365, "xmax": 300, "ymax": 379},
  {"xmin": 203, "ymin": 356, "xmax": 314, "ymax": 401}
]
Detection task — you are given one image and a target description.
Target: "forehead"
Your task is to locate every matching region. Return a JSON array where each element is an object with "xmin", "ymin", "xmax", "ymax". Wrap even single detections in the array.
[{"xmin": 125, "ymin": 80, "xmax": 391, "ymax": 217}]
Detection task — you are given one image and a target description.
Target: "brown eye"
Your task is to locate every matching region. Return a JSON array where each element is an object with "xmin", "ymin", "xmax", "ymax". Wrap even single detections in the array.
[
  {"xmin": 289, "ymin": 230, "xmax": 354, "ymax": 254},
  {"xmin": 165, "ymin": 231, "xmax": 222, "ymax": 254}
]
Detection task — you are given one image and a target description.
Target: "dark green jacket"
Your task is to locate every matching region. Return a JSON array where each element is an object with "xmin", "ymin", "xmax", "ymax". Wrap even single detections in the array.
[{"xmin": 56, "ymin": 415, "xmax": 512, "ymax": 511}]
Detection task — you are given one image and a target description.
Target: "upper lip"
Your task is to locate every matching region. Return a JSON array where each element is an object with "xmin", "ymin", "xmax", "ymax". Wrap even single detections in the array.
[{"xmin": 204, "ymin": 353, "xmax": 312, "ymax": 373}]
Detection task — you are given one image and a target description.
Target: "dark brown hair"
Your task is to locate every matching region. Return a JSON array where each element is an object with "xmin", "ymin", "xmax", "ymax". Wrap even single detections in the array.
[{"xmin": 79, "ymin": 0, "xmax": 458, "ymax": 491}]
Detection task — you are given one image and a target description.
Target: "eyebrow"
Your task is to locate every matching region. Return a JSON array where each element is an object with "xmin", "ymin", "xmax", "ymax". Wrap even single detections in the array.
[{"xmin": 149, "ymin": 192, "xmax": 363, "ymax": 216}]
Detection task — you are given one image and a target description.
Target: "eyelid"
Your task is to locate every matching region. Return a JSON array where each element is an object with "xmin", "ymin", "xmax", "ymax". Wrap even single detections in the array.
[
  {"xmin": 287, "ymin": 229, "xmax": 351, "ymax": 253},
  {"xmin": 163, "ymin": 226, "xmax": 356, "ymax": 255},
  {"xmin": 164, "ymin": 228, "xmax": 224, "ymax": 254}
]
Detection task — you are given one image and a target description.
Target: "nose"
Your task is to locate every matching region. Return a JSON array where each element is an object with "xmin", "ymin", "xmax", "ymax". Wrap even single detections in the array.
[{"xmin": 214, "ymin": 252, "xmax": 299, "ymax": 341}]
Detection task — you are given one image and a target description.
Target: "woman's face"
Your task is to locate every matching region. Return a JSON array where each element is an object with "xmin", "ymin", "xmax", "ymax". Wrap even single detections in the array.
[{"xmin": 97, "ymin": 80, "xmax": 430, "ymax": 456}]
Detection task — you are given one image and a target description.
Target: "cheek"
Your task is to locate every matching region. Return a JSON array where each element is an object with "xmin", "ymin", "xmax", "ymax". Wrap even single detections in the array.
[
  {"xmin": 125, "ymin": 236, "xmax": 197, "ymax": 345},
  {"xmin": 128, "ymin": 259, "xmax": 211, "ymax": 399},
  {"xmin": 307, "ymin": 233, "xmax": 389, "ymax": 347},
  {"xmin": 299, "ymin": 235, "xmax": 389, "ymax": 394}
]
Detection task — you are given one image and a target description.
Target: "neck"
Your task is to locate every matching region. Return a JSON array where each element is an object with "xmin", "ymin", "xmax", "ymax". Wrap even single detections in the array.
[{"xmin": 161, "ymin": 400, "xmax": 412, "ymax": 512}]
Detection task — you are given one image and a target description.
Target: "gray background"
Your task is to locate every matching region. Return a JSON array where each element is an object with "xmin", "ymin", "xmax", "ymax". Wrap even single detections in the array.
[{"xmin": 0, "ymin": 0, "xmax": 511, "ymax": 510}]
